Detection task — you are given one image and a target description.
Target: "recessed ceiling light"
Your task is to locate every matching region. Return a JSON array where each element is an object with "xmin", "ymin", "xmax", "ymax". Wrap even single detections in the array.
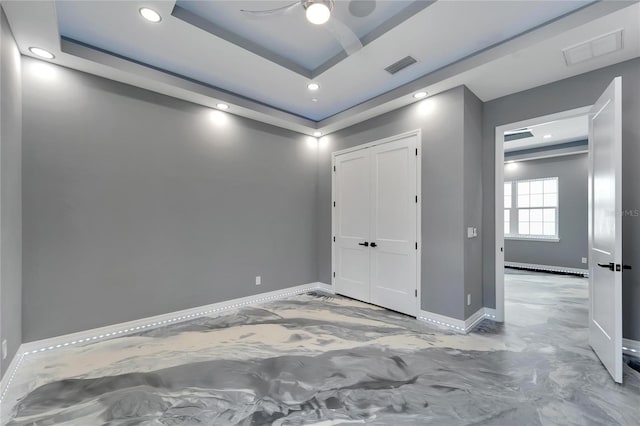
[
  {"xmin": 29, "ymin": 47, "xmax": 54, "ymax": 59},
  {"xmin": 307, "ymin": 83, "xmax": 320, "ymax": 91},
  {"xmin": 413, "ymin": 91, "xmax": 428, "ymax": 99},
  {"xmin": 139, "ymin": 7, "xmax": 162, "ymax": 23},
  {"xmin": 305, "ymin": 1, "xmax": 332, "ymax": 25},
  {"xmin": 311, "ymin": 98, "xmax": 318, "ymax": 102},
  {"xmin": 313, "ymin": 131, "xmax": 322, "ymax": 137},
  {"xmin": 543, "ymin": 134, "xmax": 552, "ymax": 139},
  {"xmin": 216, "ymin": 103, "xmax": 229, "ymax": 110}
]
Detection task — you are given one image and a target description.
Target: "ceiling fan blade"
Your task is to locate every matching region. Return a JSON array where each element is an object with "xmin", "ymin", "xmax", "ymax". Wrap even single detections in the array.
[
  {"xmin": 325, "ymin": 16, "xmax": 363, "ymax": 56},
  {"xmin": 240, "ymin": 1, "xmax": 300, "ymax": 19}
]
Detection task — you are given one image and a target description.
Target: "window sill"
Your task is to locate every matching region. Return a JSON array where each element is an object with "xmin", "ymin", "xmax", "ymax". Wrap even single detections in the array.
[{"xmin": 505, "ymin": 236, "xmax": 560, "ymax": 242}]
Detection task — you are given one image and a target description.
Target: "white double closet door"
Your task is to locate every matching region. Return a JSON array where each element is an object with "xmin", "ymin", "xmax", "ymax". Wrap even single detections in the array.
[{"xmin": 333, "ymin": 133, "xmax": 419, "ymax": 316}]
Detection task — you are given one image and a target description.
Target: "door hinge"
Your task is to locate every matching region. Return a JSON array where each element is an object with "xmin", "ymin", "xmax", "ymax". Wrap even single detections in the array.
[
  {"xmin": 333, "ymin": 272, "xmax": 335, "ymax": 278},
  {"xmin": 333, "ymin": 236, "xmax": 335, "ymax": 242},
  {"xmin": 333, "ymin": 165, "xmax": 336, "ymax": 172},
  {"xmin": 415, "ymin": 242, "xmax": 418, "ymax": 250},
  {"xmin": 333, "ymin": 201, "xmax": 336, "ymax": 207},
  {"xmin": 415, "ymin": 195, "xmax": 418, "ymax": 203},
  {"xmin": 415, "ymin": 289, "xmax": 417, "ymax": 297},
  {"xmin": 415, "ymin": 148, "xmax": 418, "ymax": 156}
]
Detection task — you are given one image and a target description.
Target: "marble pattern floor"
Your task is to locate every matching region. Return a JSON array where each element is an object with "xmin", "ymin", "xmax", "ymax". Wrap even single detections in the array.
[{"xmin": 2, "ymin": 270, "xmax": 640, "ymax": 425}]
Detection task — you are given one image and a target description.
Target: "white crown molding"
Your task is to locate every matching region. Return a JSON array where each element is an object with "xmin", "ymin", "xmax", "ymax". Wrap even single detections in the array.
[{"xmin": 505, "ymin": 262, "xmax": 588, "ymax": 277}]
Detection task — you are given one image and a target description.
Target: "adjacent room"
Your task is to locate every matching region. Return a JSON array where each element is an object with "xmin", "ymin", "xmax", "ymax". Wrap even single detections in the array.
[{"xmin": 1, "ymin": 1, "xmax": 640, "ymax": 424}]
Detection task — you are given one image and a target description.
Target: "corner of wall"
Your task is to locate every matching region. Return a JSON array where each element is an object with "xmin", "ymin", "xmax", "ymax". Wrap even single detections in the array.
[
  {"xmin": 462, "ymin": 86, "xmax": 484, "ymax": 319},
  {"xmin": 0, "ymin": 5, "xmax": 23, "ymax": 378}
]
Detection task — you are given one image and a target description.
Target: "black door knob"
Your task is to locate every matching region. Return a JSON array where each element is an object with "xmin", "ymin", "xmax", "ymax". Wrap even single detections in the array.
[
  {"xmin": 358, "ymin": 242, "xmax": 369, "ymax": 247},
  {"xmin": 370, "ymin": 242, "xmax": 377, "ymax": 248}
]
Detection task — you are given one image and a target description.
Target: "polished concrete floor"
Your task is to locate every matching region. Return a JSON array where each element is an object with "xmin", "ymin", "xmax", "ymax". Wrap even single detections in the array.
[{"xmin": 3, "ymin": 270, "xmax": 640, "ymax": 425}]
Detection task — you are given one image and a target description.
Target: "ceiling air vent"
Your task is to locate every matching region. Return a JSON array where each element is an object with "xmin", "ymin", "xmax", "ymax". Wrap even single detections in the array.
[
  {"xmin": 504, "ymin": 129, "xmax": 534, "ymax": 142},
  {"xmin": 562, "ymin": 29, "xmax": 624, "ymax": 66},
  {"xmin": 385, "ymin": 56, "xmax": 417, "ymax": 75}
]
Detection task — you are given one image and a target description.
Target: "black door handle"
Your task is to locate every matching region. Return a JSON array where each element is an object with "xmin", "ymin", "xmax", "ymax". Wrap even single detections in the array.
[
  {"xmin": 358, "ymin": 242, "xmax": 369, "ymax": 247},
  {"xmin": 597, "ymin": 262, "xmax": 615, "ymax": 271},
  {"xmin": 370, "ymin": 242, "xmax": 377, "ymax": 248},
  {"xmin": 623, "ymin": 265, "xmax": 632, "ymax": 270}
]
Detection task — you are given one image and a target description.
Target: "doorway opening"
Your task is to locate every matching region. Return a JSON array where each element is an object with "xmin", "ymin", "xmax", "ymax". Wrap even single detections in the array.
[
  {"xmin": 498, "ymin": 111, "xmax": 591, "ymax": 343},
  {"xmin": 494, "ymin": 106, "xmax": 591, "ymax": 323}
]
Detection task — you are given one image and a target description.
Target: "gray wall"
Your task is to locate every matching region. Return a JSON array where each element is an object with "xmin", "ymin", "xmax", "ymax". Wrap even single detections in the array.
[
  {"xmin": 317, "ymin": 86, "xmax": 483, "ymax": 321},
  {"xmin": 504, "ymin": 153, "xmax": 588, "ymax": 270},
  {"xmin": 482, "ymin": 57, "xmax": 640, "ymax": 340},
  {"xmin": 22, "ymin": 57, "xmax": 318, "ymax": 342},
  {"xmin": 0, "ymin": 8, "xmax": 22, "ymax": 376},
  {"xmin": 463, "ymin": 87, "xmax": 484, "ymax": 318}
]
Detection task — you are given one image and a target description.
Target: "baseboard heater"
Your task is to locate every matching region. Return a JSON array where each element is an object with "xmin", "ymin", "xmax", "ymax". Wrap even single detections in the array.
[{"xmin": 505, "ymin": 262, "xmax": 588, "ymax": 277}]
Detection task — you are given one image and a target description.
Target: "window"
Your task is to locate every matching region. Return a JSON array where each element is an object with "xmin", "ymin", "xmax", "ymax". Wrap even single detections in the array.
[{"xmin": 504, "ymin": 177, "xmax": 558, "ymax": 240}]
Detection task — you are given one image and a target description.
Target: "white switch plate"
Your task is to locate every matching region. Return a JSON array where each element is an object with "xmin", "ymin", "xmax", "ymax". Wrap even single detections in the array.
[
  {"xmin": 255, "ymin": 276, "xmax": 261, "ymax": 286},
  {"xmin": 467, "ymin": 294, "xmax": 471, "ymax": 306},
  {"xmin": 2, "ymin": 339, "xmax": 7, "ymax": 360},
  {"xmin": 582, "ymin": 257, "xmax": 588, "ymax": 264},
  {"xmin": 467, "ymin": 227, "xmax": 474, "ymax": 238}
]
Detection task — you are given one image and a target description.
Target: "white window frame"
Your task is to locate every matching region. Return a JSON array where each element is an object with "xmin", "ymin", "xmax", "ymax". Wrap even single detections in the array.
[{"xmin": 504, "ymin": 177, "xmax": 559, "ymax": 241}]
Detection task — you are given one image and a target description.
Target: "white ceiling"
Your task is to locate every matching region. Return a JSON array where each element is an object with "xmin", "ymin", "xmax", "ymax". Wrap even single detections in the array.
[
  {"xmin": 3, "ymin": 1, "xmax": 640, "ymax": 136},
  {"xmin": 52, "ymin": 0, "xmax": 592, "ymax": 121},
  {"xmin": 504, "ymin": 115, "xmax": 589, "ymax": 152}
]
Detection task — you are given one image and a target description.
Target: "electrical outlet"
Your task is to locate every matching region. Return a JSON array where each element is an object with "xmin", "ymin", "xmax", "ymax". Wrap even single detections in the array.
[
  {"xmin": 255, "ymin": 276, "xmax": 261, "ymax": 286},
  {"xmin": 582, "ymin": 257, "xmax": 588, "ymax": 264},
  {"xmin": 2, "ymin": 339, "xmax": 7, "ymax": 360},
  {"xmin": 467, "ymin": 294, "xmax": 471, "ymax": 306}
]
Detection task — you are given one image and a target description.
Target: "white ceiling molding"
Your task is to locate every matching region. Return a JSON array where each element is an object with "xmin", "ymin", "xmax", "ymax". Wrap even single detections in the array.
[{"xmin": 2, "ymin": 0, "xmax": 638, "ymax": 137}]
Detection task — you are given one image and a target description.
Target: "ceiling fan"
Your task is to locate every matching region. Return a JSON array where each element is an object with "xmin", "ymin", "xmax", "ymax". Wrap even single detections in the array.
[{"xmin": 240, "ymin": 0, "xmax": 364, "ymax": 56}]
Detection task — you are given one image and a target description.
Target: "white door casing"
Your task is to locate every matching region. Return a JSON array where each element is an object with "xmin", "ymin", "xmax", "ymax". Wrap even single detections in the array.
[
  {"xmin": 332, "ymin": 131, "xmax": 420, "ymax": 316},
  {"xmin": 588, "ymin": 76, "xmax": 623, "ymax": 384}
]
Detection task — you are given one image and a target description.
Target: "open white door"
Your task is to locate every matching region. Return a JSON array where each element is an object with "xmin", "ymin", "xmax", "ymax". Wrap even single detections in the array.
[{"xmin": 588, "ymin": 76, "xmax": 623, "ymax": 383}]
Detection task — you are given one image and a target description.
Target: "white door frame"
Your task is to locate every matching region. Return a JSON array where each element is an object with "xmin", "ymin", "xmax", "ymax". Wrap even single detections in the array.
[
  {"xmin": 494, "ymin": 106, "xmax": 592, "ymax": 322},
  {"xmin": 331, "ymin": 129, "xmax": 422, "ymax": 315}
]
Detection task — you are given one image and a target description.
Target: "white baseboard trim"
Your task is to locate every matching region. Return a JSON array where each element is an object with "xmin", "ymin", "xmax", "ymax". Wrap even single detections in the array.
[
  {"xmin": 20, "ymin": 282, "xmax": 326, "ymax": 356},
  {"xmin": 418, "ymin": 307, "xmax": 499, "ymax": 334},
  {"xmin": 0, "ymin": 346, "xmax": 26, "ymax": 403},
  {"xmin": 419, "ymin": 310, "xmax": 465, "ymax": 332},
  {"xmin": 623, "ymin": 338, "xmax": 640, "ymax": 358},
  {"xmin": 316, "ymin": 282, "xmax": 334, "ymax": 293},
  {"xmin": 483, "ymin": 308, "xmax": 498, "ymax": 320},
  {"xmin": 3, "ymin": 282, "xmax": 330, "ymax": 403},
  {"xmin": 505, "ymin": 261, "xmax": 588, "ymax": 276},
  {"xmin": 465, "ymin": 308, "xmax": 487, "ymax": 332}
]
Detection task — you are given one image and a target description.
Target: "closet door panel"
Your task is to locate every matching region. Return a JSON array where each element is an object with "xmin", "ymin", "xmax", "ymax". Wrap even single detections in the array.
[
  {"xmin": 369, "ymin": 135, "xmax": 418, "ymax": 316},
  {"xmin": 334, "ymin": 149, "xmax": 371, "ymax": 302}
]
